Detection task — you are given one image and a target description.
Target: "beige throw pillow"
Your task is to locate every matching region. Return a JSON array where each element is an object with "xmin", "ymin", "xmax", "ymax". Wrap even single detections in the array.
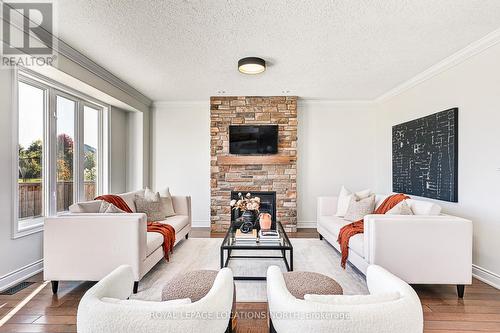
[
  {"xmin": 343, "ymin": 194, "xmax": 375, "ymax": 222},
  {"xmin": 336, "ymin": 186, "xmax": 372, "ymax": 217},
  {"xmin": 135, "ymin": 192, "xmax": 165, "ymax": 222},
  {"xmin": 98, "ymin": 201, "xmax": 126, "ymax": 213},
  {"xmin": 158, "ymin": 187, "xmax": 176, "ymax": 217},
  {"xmin": 144, "ymin": 187, "xmax": 158, "ymax": 201},
  {"xmin": 386, "ymin": 200, "xmax": 414, "ymax": 215},
  {"xmin": 69, "ymin": 200, "xmax": 103, "ymax": 213}
]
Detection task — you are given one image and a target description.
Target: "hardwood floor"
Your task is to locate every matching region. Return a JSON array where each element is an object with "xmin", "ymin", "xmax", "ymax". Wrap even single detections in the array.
[{"xmin": 1, "ymin": 228, "xmax": 499, "ymax": 332}]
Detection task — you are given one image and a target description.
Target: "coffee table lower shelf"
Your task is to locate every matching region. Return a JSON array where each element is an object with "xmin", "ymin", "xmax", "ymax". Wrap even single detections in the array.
[{"xmin": 220, "ymin": 247, "xmax": 294, "ymax": 281}]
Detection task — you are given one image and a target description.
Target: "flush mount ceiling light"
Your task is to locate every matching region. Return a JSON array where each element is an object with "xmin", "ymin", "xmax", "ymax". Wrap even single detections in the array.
[{"xmin": 238, "ymin": 57, "xmax": 266, "ymax": 74}]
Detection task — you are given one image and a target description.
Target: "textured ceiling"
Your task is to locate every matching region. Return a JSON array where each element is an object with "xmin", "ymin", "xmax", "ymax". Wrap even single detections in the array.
[{"xmin": 52, "ymin": 0, "xmax": 500, "ymax": 101}]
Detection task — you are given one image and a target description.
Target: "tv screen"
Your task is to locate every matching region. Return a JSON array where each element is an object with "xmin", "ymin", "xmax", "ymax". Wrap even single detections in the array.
[{"xmin": 229, "ymin": 125, "xmax": 278, "ymax": 155}]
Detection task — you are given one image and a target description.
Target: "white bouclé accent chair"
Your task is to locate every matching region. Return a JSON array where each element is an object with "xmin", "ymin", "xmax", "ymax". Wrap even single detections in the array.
[
  {"xmin": 267, "ymin": 265, "xmax": 423, "ymax": 333},
  {"xmin": 77, "ymin": 265, "xmax": 234, "ymax": 333}
]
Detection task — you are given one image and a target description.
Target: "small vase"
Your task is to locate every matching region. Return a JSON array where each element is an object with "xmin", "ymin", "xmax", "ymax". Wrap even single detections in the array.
[{"xmin": 259, "ymin": 213, "xmax": 272, "ymax": 230}]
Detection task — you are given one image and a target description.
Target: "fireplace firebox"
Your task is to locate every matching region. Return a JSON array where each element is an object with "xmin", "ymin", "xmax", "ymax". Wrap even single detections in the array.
[{"xmin": 231, "ymin": 191, "xmax": 276, "ymax": 229}]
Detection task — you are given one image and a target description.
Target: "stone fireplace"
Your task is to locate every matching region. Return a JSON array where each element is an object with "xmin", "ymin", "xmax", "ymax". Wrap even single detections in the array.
[{"xmin": 210, "ymin": 96, "xmax": 298, "ymax": 232}]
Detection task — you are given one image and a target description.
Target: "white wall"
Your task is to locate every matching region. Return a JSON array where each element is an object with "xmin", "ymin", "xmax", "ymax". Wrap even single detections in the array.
[
  {"xmin": 151, "ymin": 100, "xmax": 377, "ymax": 228},
  {"xmin": 374, "ymin": 41, "xmax": 500, "ymax": 281},
  {"xmin": 0, "ymin": 69, "xmax": 44, "ymax": 290},
  {"xmin": 126, "ymin": 111, "xmax": 145, "ymax": 191},
  {"xmin": 297, "ymin": 101, "xmax": 376, "ymax": 226},
  {"xmin": 151, "ymin": 102, "xmax": 210, "ymax": 226},
  {"xmin": 110, "ymin": 107, "xmax": 128, "ymax": 193}
]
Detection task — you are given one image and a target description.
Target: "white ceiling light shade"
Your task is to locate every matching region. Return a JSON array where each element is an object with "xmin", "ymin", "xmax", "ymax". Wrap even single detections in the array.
[{"xmin": 238, "ymin": 57, "xmax": 266, "ymax": 74}]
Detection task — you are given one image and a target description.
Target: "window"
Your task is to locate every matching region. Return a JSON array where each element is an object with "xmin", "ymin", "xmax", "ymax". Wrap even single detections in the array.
[
  {"xmin": 83, "ymin": 105, "xmax": 100, "ymax": 200},
  {"xmin": 56, "ymin": 95, "xmax": 76, "ymax": 212},
  {"xmin": 17, "ymin": 81, "xmax": 46, "ymax": 229},
  {"xmin": 14, "ymin": 72, "xmax": 108, "ymax": 237}
]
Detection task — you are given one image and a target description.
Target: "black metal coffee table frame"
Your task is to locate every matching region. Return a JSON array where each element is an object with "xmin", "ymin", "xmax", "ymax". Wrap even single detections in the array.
[{"xmin": 220, "ymin": 221, "xmax": 293, "ymax": 280}]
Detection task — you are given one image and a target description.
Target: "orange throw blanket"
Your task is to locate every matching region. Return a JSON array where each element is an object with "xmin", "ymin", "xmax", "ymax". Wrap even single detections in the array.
[
  {"xmin": 337, "ymin": 193, "xmax": 409, "ymax": 268},
  {"xmin": 95, "ymin": 194, "xmax": 175, "ymax": 261}
]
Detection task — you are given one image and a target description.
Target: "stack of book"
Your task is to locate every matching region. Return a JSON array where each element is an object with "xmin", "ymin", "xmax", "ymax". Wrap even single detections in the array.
[
  {"xmin": 234, "ymin": 229, "xmax": 257, "ymax": 244},
  {"xmin": 259, "ymin": 230, "xmax": 281, "ymax": 245}
]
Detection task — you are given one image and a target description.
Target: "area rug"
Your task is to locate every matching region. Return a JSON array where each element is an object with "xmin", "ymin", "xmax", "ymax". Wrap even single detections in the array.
[{"xmin": 132, "ymin": 238, "xmax": 368, "ymax": 302}]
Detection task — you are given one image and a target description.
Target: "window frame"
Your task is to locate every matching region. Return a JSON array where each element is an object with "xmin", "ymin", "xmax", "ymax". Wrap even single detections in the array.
[
  {"xmin": 53, "ymin": 90, "xmax": 79, "ymax": 214},
  {"xmin": 13, "ymin": 74, "xmax": 49, "ymax": 236},
  {"xmin": 12, "ymin": 69, "xmax": 110, "ymax": 239}
]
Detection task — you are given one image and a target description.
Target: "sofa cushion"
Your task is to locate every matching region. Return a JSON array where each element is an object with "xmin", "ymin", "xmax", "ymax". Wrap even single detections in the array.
[
  {"xmin": 283, "ymin": 271, "xmax": 343, "ymax": 299},
  {"xmin": 146, "ymin": 232, "xmax": 164, "ymax": 257},
  {"xmin": 375, "ymin": 194, "xmax": 441, "ymax": 215},
  {"xmin": 162, "ymin": 270, "xmax": 218, "ymax": 302},
  {"xmin": 160, "ymin": 215, "xmax": 189, "ymax": 233},
  {"xmin": 318, "ymin": 215, "xmax": 364, "ymax": 258},
  {"xmin": 118, "ymin": 190, "xmax": 144, "ymax": 212},
  {"xmin": 98, "ymin": 201, "xmax": 126, "ymax": 213},
  {"xmin": 406, "ymin": 199, "xmax": 441, "ymax": 215},
  {"xmin": 375, "ymin": 194, "xmax": 390, "ymax": 209},
  {"xmin": 69, "ymin": 200, "xmax": 102, "ymax": 213},
  {"xmin": 386, "ymin": 200, "xmax": 413, "ymax": 215}
]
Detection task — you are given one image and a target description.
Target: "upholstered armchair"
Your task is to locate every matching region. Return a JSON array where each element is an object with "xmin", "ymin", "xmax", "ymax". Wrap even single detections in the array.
[
  {"xmin": 77, "ymin": 265, "xmax": 234, "ymax": 333},
  {"xmin": 267, "ymin": 265, "xmax": 423, "ymax": 333}
]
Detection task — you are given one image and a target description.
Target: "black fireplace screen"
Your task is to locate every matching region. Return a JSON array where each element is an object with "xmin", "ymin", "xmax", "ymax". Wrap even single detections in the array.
[{"xmin": 231, "ymin": 191, "xmax": 276, "ymax": 224}]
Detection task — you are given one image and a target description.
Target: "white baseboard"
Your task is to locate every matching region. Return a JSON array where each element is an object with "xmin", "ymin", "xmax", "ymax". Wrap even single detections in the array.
[
  {"xmin": 0, "ymin": 259, "xmax": 44, "ymax": 293},
  {"xmin": 192, "ymin": 220, "xmax": 210, "ymax": 228},
  {"xmin": 472, "ymin": 264, "xmax": 500, "ymax": 290},
  {"xmin": 297, "ymin": 220, "xmax": 317, "ymax": 229}
]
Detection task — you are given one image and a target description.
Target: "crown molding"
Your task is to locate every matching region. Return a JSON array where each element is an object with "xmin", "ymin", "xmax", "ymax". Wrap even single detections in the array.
[
  {"xmin": 298, "ymin": 99, "xmax": 374, "ymax": 106},
  {"xmin": 375, "ymin": 27, "xmax": 500, "ymax": 103},
  {"xmin": 56, "ymin": 39, "xmax": 153, "ymax": 107},
  {"xmin": 153, "ymin": 100, "xmax": 208, "ymax": 108},
  {"xmin": 0, "ymin": 1, "xmax": 152, "ymax": 108}
]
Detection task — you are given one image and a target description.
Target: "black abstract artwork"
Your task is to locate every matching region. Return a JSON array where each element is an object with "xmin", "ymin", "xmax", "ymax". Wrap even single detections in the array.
[{"xmin": 392, "ymin": 108, "xmax": 458, "ymax": 202}]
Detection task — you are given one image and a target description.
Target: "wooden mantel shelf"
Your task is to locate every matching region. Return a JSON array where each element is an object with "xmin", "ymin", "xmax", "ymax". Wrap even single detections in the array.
[{"xmin": 217, "ymin": 155, "xmax": 295, "ymax": 165}]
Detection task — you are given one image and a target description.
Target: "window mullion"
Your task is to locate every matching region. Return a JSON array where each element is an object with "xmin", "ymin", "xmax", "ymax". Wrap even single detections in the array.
[
  {"xmin": 97, "ymin": 109, "xmax": 104, "ymax": 195},
  {"xmin": 46, "ymin": 88, "xmax": 57, "ymax": 217},
  {"xmin": 76, "ymin": 101, "xmax": 85, "ymax": 201}
]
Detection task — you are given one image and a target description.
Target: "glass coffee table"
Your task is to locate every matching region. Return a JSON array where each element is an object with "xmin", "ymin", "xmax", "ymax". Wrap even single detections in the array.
[{"xmin": 220, "ymin": 221, "xmax": 293, "ymax": 280}]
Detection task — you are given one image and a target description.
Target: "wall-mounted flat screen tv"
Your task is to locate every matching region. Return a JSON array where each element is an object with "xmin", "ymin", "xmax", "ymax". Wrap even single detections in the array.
[{"xmin": 229, "ymin": 125, "xmax": 278, "ymax": 155}]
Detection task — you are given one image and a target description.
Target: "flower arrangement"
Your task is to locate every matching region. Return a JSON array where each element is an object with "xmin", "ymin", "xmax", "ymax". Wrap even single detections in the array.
[{"xmin": 230, "ymin": 192, "xmax": 261, "ymax": 212}]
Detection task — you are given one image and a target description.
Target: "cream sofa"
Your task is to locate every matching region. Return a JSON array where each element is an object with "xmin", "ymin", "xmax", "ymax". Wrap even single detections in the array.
[
  {"xmin": 77, "ymin": 265, "xmax": 234, "ymax": 333},
  {"xmin": 44, "ymin": 189, "xmax": 192, "ymax": 294},
  {"xmin": 317, "ymin": 194, "xmax": 472, "ymax": 297},
  {"xmin": 267, "ymin": 265, "xmax": 423, "ymax": 333}
]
